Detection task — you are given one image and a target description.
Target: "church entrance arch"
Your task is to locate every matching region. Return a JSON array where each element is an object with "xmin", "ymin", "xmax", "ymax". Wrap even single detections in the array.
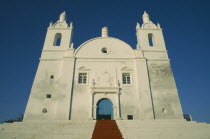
[{"xmin": 96, "ymin": 98, "xmax": 113, "ymax": 120}]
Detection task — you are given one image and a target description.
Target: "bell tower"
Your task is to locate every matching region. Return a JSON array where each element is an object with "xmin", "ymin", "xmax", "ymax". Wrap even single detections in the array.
[
  {"xmin": 43, "ymin": 11, "xmax": 73, "ymax": 50},
  {"xmin": 136, "ymin": 11, "xmax": 166, "ymax": 52},
  {"xmin": 136, "ymin": 12, "xmax": 184, "ymax": 119},
  {"xmin": 24, "ymin": 12, "xmax": 75, "ymax": 121}
]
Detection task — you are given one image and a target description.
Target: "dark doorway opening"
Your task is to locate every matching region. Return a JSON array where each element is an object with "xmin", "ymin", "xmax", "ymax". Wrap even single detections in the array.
[
  {"xmin": 96, "ymin": 98, "xmax": 113, "ymax": 120},
  {"xmin": 97, "ymin": 115, "xmax": 111, "ymax": 120}
]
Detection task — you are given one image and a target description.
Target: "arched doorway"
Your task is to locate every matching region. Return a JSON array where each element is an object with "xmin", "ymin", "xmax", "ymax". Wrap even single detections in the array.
[{"xmin": 96, "ymin": 98, "xmax": 113, "ymax": 120}]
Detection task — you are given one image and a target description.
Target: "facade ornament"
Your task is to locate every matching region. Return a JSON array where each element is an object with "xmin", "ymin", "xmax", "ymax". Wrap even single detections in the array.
[
  {"xmin": 59, "ymin": 11, "xmax": 66, "ymax": 22},
  {"xmin": 117, "ymin": 80, "xmax": 120, "ymax": 87},
  {"xmin": 53, "ymin": 12, "xmax": 69, "ymax": 28},
  {"xmin": 141, "ymin": 11, "xmax": 157, "ymax": 29},
  {"xmin": 94, "ymin": 70, "xmax": 118, "ymax": 87},
  {"xmin": 78, "ymin": 66, "xmax": 90, "ymax": 71},
  {"xmin": 142, "ymin": 11, "xmax": 150, "ymax": 23},
  {"xmin": 49, "ymin": 22, "xmax": 53, "ymax": 27},
  {"xmin": 136, "ymin": 22, "xmax": 141, "ymax": 29},
  {"xmin": 157, "ymin": 23, "xmax": 161, "ymax": 29},
  {"xmin": 70, "ymin": 43, "xmax": 74, "ymax": 49},
  {"xmin": 92, "ymin": 79, "xmax": 95, "ymax": 87},
  {"xmin": 70, "ymin": 22, "xmax": 73, "ymax": 28}
]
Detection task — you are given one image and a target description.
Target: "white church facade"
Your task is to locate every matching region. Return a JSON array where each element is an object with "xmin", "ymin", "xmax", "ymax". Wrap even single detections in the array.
[
  {"xmin": 24, "ymin": 11, "xmax": 184, "ymax": 121},
  {"xmin": 1, "ymin": 11, "xmax": 210, "ymax": 139}
]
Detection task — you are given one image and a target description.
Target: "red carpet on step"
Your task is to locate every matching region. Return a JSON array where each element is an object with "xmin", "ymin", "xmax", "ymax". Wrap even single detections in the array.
[{"xmin": 91, "ymin": 120, "xmax": 124, "ymax": 139}]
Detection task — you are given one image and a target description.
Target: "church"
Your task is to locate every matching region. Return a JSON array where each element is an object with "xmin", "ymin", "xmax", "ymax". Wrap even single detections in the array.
[
  {"xmin": 24, "ymin": 11, "xmax": 183, "ymax": 121},
  {"xmin": 1, "ymin": 12, "xmax": 210, "ymax": 139}
]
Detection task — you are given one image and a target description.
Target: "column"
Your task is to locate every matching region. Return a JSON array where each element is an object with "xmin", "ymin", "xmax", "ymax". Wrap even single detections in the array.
[
  {"xmin": 116, "ymin": 93, "xmax": 121, "ymax": 120},
  {"xmin": 88, "ymin": 91, "xmax": 94, "ymax": 120},
  {"xmin": 113, "ymin": 106, "xmax": 117, "ymax": 120},
  {"xmin": 93, "ymin": 106, "xmax": 97, "ymax": 119}
]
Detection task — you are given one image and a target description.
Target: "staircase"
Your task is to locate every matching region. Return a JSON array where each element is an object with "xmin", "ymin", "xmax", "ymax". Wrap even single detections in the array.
[
  {"xmin": 0, "ymin": 120, "xmax": 96, "ymax": 139},
  {"xmin": 92, "ymin": 120, "xmax": 124, "ymax": 139},
  {"xmin": 116, "ymin": 120, "xmax": 210, "ymax": 139},
  {"xmin": 1, "ymin": 120, "xmax": 210, "ymax": 139}
]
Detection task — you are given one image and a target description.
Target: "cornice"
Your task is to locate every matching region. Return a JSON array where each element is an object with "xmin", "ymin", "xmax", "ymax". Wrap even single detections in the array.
[
  {"xmin": 146, "ymin": 59, "xmax": 170, "ymax": 61},
  {"xmin": 143, "ymin": 50, "xmax": 168, "ymax": 53},
  {"xmin": 39, "ymin": 58, "xmax": 63, "ymax": 61},
  {"xmin": 42, "ymin": 50, "xmax": 66, "ymax": 52}
]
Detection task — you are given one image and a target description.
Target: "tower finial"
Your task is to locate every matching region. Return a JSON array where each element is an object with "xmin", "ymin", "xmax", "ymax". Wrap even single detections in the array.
[
  {"xmin": 70, "ymin": 22, "xmax": 73, "ymax": 28},
  {"xmin": 70, "ymin": 43, "xmax": 74, "ymax": 49},
  {"xmin": 49, "ymin": 21, "xmax": 53, "ymax": 27},
  {"xmin": 136, "ymin": 22, "xmax": 141, "ymax": 29},
  {"xmin": 59, "ymin": 11, "xmax": 66, "ymax": 22},
  {"xmin": 102, "ymin": 27, "xmax": 108, "ymax": 37},
  {"xmin": 142, "ymin": 11, "xmax": 150, "ymax": 23},
  {"xmin": 157, "ymin": 23, "xmax": 161, "ymax": 29}
]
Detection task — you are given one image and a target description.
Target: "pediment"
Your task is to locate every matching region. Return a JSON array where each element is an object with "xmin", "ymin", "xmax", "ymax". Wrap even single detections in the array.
[
  {"xmin": 53, "ymin": 22, "xmax": 68, "ymax": 28},
  {"xmin": 121, "ymin": 66, "xmax": 133, "ymax": 71},
  {"xmin": 78, "ymin": 66, "xmax": 90, "ymax": 71},
  {"xmin": 141, "ymin": 22, "xmax": 157, "ymax": 29}
]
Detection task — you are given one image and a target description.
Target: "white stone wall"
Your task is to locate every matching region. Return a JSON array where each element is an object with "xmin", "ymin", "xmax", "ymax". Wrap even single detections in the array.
[
  {"xmin": 71, "ymin": 37, "xmax": 144, "ymax": 120},
  {"xmin": 24, "ymin": 12, "xmax": 184, "ymax": 121}
]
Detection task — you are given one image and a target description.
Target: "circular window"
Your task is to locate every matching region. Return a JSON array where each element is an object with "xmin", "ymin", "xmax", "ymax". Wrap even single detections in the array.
[
  {"xmin": 101, "ymin": 47, "xmax": 110, "ymax": 54},
  {"xmin": 101, "ymin": 48, "xmax": 108, "ymax": 53}
]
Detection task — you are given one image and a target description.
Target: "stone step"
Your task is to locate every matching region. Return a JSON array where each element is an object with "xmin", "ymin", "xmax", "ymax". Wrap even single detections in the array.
[
  {"xmin": 0, "ymin": 121, "xmax": 96, "ymax": 139},
  {"xmin": 116, "ymin": 120, "xmax": 210, "ymax": 139}
]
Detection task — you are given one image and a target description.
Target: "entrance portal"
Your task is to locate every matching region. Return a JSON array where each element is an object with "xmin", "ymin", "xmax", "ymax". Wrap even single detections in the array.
[{"xmin": 96, "ymin": 98, "xmax": 113, "ymax": 120}]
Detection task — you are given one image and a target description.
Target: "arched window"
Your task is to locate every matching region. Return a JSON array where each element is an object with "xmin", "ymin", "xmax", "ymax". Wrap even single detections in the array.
[
  {"xmin": 148, "ymin": 33, "xmax": 154, "ymax": 47},
  {"xmin": 53, "ymin": 33, "xmax": 62, "ymax": 46}
]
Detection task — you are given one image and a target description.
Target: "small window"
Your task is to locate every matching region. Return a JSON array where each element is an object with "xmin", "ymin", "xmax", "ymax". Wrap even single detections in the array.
[
  {"xmin": 42, "ymin": 108, "xmax": 47, "ymax": 113},
  {"xmin": 148, "ymin": 33, "xmax": 154, "ymax": 47},
  {"xmin": 50, "ymin": 75, "xmax": 54, "ymax": 79},
  {"xmin": 78, "ymin": 73, "xmax": 87, "ymax": 84},
  {"xmin": 53, "ymin": 33, "xmax": 62, "ymax": 46},
  {"xmin": 122, "ymin": 73, "xmax": 131, "ymax": 84},
  {"xmin": 46, "ymin": 94, "xmax": 51, "ymax": 98},
  {"xmin": 127, "ymin": 115, "xmax": 133, "ymax": 120}
]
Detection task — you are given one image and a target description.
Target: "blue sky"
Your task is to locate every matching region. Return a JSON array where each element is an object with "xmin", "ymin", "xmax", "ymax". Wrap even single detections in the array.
[{"xmin": 0, "ymin": 0, "xmax": 210, "ymax": 123}]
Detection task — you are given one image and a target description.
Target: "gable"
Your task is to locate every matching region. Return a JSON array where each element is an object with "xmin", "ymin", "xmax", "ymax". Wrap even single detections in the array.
[{"xmin": 74, "ymin": 37, "xmax": 135, "ymax": 59}]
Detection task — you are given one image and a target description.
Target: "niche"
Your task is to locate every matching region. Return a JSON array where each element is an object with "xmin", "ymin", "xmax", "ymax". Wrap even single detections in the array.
[
  {"xmin": 46, "ymin": 94, "xmax": 51, "ymax": 98},
  {"xmin": 50, "ymin": 75, "xmax": 54, "ymax": 79},
  {"xmin": 53, "ymin": 33, "xmax": 62, "ymax": 46},
  {"xmin": 148, "ymin": 33, "xmax": 154, "ymax": 47},
  {"xmin": 162, "ymin": 108, "xmax": 167, "ymax": 114},
  {"xmin": 42, "ymin": 108, "xmax": 47, "ymax": 113}
]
